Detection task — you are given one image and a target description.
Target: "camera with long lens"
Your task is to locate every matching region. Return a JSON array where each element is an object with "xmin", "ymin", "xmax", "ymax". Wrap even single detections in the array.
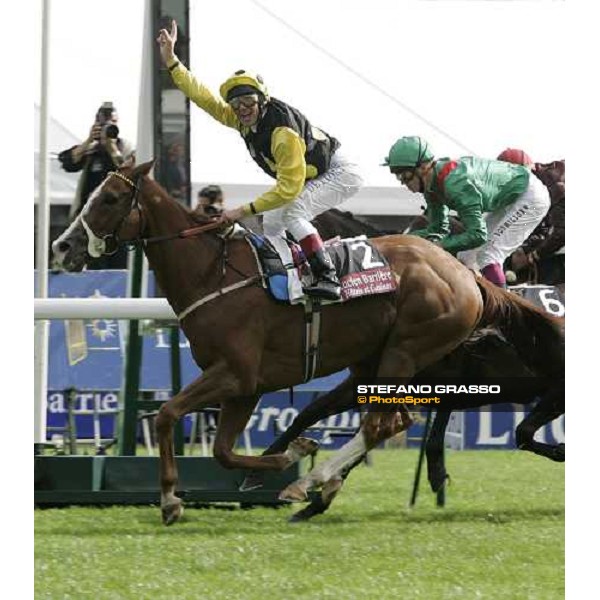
[{"xmin": 96, "ymin": 106, "xmax": 119, "ymax": 140}]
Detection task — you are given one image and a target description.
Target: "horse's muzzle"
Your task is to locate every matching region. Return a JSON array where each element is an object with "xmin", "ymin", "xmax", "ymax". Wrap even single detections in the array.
[{"xmin": 52, "ymin": 228, "xmax": 88, "ymax": 272}]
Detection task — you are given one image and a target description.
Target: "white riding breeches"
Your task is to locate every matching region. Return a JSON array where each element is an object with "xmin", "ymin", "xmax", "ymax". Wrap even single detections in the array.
[
  {"xmin": 262, "ymin": 150, "xmax": 363, "ymax": 242},
  {"xmin": 457, "ymin": 174, "xmax": 551, "ymax": 270}
]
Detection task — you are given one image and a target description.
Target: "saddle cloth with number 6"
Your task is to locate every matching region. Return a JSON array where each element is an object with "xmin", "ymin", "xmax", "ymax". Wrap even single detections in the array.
[{"xmin": 245, "ymin": 232, "xmax": 397, "ymax": 304}]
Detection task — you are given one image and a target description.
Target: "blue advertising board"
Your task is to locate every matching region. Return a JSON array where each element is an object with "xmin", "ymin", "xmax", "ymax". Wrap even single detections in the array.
[
  {"xmin": 42, "ymin": 271, "xmax": 347, "ymax": 392},
  {"xmin": 45, "ymin": 389, "xmax": 564, "ymax": 450},
  {"xmin": 41, "ymin": 271, "xmax": 564, "ymax": 450}
]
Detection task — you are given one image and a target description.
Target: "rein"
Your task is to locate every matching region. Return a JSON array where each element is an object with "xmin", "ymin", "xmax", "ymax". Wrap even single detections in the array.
[
  {"xmin": 132, "ymin": 220, "xmax": 226, "ymax": 247},
  {"xmin": 86, "ymin": 171, "xmax": 261, "ymax": 321},
  {"xmin": 86, "ymin": 171, "xmax": 227, "ymax": 251}
]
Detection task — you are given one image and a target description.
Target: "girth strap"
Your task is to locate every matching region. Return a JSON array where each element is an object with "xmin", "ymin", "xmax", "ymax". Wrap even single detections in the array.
[
  {"xmin": 177, "ymin": 276, "xmax": 261, "ymax": 321},
  {"xmin": 303, "ymin": 298, "xmax": 322, "ymax": 382}
]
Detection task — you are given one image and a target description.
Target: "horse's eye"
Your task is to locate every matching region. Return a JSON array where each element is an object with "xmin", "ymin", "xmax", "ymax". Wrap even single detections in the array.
[{"xmin": 104, "ymin": 192, "xmax": 119, "ymax": 205}]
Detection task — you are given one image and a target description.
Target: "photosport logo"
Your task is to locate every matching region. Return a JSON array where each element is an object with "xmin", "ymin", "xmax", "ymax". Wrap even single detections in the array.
[{"xmin": 353, "ymin": 378, "xmax": 561, "ymax": 412}]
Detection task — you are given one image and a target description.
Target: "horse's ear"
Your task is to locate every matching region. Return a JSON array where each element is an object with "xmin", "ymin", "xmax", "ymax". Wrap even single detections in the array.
[
  {"xmin": 132, "ymin": 159, "xmax": 155, "ymax": 178},
  {"xmin": 121, "ymin": 153, "xmax": 136, "ymax": 169}
]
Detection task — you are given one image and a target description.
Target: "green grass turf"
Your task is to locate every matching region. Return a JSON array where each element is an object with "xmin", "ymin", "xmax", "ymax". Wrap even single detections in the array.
[{"xmin": 35, "ymin": 449, "xmax": 564, "ymax": 600}]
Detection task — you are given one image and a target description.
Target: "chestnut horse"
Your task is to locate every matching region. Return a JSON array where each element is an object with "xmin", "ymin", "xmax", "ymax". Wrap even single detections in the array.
[{"xmin": 50, "ymin": 159, "xmax": 551, "ymax": 525}]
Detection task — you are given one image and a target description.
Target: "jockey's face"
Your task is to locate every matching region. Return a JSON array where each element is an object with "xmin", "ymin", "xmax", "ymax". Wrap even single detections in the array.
[
  {"xmin": 394, "ymin": 163, "xmax": 433, "ymax": 194},
  {"xmin": 394, "ymin": 169, "xmax": 422, "ymax": 194},
  {"xmin": 229, "ymin": 94, "xmax": 261, "ymax": 127}
]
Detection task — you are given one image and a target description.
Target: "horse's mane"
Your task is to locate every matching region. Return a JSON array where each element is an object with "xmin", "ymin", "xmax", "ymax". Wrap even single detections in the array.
[
  {"xmin": 312, "ymin": 209, "xmax": 384, "ymax": 239},
  {"xmin": 141, "ymin": 174, "xmax": 216, "ymax": 226},
  {"xmin": 475, "ymin": 276, "xmax": 564, "ymax": 376}
]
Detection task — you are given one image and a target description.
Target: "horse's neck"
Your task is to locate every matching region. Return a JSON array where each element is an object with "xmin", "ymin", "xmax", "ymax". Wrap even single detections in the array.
[{"xmin": 139, "ymin": 191, "xmax": 223, "ymax": 311}]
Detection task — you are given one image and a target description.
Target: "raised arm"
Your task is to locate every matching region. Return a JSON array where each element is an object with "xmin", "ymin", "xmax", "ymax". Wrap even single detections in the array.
[{"xmin": 157, "ymin": 20, "xmax": 238, "ymax": 129}]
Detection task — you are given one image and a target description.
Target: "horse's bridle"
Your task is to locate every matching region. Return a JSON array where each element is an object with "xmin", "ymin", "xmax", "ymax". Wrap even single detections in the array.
[
  {"xmin": 80, "ymin": 171, "xmax": 143, "ymax": 257},
  {"xmin": 80, "ymin": 170, "xmax": 235, "ymax": 257}
]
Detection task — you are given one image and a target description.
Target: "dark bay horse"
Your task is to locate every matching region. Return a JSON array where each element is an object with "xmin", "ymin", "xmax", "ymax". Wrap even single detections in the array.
[
  {"xmin": 281, "ymin": 208, "xmax": 564, "ymax": 518},
  {"xmin": 311, "ymin": 209, "xmax": 384, "ymax": 239},
  {"xmin": 248, "ymin": 326, "xmax": 564, "ymax": 520},
  {"xmin": 51, "ymin": 159, "xmax": 558, "ymax": 525}
]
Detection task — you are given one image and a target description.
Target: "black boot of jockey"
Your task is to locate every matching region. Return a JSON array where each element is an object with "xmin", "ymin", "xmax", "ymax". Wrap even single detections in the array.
[
  {"xmin": 296, "ymin": 230, "xmax": 340, "ymax": 302},
  {"xmin": 305, "ymin": 248, "xmax": 341, "ymax": 300}
]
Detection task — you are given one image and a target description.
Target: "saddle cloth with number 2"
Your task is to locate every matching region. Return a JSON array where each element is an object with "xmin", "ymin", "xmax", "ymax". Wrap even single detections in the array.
[
  {"xmin": 246, "ymin": 232, "xmax": 397, "ymax": 304},
  {"xmin": 324, "ymin": 235, "xmax": 397, "ymax": 301}
]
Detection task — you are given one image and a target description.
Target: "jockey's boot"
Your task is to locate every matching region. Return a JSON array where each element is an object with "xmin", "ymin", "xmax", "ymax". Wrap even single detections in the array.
[
  {"xmin": 298, "ymin": 232, "xmax": 341, "ymax": 301},
  {"xmin": 305, "ymin": 247, "xmax": 341, "ymax": 301},
  {"xmin": 481, "ymin": 262, "xmax": 507, "ymax": 288}
]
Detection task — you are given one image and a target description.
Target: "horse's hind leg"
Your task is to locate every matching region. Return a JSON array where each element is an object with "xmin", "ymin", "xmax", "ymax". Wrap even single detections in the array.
[
  {"xmin": 289, "ymin": 453, "xmax": 364, "ymax": 522},
  {"xmin": 240, "ymin": 376, "xmax": 356, "ymax": 491},
  {"xmin": 515, "ymin": 389, "xmax": 565, "ymax": 462},
  {"xmin": 280, "ymin": 297, "xmax": 479, "ymax": 502}
]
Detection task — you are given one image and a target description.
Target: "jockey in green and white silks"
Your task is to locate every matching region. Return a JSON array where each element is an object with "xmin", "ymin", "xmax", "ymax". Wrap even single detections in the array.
[
  {"xmin": 382, "ymin": 136, "xmax": 550, "ymax": 288},
  {"xmin": 157, "ymin": 21, "xmax": 363, "ymax": 301}
]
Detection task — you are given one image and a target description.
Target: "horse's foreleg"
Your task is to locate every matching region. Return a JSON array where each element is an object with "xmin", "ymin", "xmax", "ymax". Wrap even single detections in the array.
[
  {"xmin": 240, "ymin": 376, "xmax": 358, "ymax": 491},
  {"xmin": 213, "ymin": 398, "xmax": 319, "ymax": 472},
  {"xmin": 266, "ymin": 377, "xmax": 356, "ymax": 455},
  {"xmin": 426, "ymin": 410, "xmax": 452, "ymax": 493},
  {"xmin": 515, "ymin": 390, "xmax": 565, "ymax": 462},
  {"xmin": 155, "ymin": 372, "xmax": 242, "ymax": 525}
]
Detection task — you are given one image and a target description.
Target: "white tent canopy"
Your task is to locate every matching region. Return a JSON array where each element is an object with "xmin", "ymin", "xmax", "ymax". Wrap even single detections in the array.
[{"xmin": 34, "ymin": 103, "xmax": 79, "ymax": 206}]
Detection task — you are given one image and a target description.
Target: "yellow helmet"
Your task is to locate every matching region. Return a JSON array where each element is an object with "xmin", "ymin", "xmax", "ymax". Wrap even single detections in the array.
[{"xmin": 219, "ymin": 70, "xmax": 269, "ymax": 102}]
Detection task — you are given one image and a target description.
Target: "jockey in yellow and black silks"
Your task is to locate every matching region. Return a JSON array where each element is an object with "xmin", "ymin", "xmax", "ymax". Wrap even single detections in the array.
[{"xmin": 157, "ymin": 21, "xmax": 363, "ymax": 301}]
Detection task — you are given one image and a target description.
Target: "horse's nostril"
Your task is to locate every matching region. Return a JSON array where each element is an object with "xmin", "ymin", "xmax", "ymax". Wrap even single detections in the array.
[{"xmin": 57, "ymin": 241, "xmax": 70, "ymax": 253}]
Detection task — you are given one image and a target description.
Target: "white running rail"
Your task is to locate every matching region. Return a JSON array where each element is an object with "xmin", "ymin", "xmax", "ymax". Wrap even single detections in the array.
[{"xmin": 34, "ymin": 298, "xmax": 176, "ymax": 320}]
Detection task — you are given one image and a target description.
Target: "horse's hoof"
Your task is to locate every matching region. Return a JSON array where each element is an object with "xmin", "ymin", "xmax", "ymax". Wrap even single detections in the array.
[
  {"xmin": 239, "ymin": 472, "xmax": 264, "ymax": 492},
  {"xmin": 553, "ymin": 443, "xmax": 565, "ymax": 462},
  {"xmin": 161, "ymin": 499, "xmax": 184, "ymax": 526},
  {"xmin": 288, "ymin": 437, "xmax": 320, "ymax": 461},
  {"xmin": 321, "ymin": 477, "xmax": 343, "ymax": 505},
  {"xmin": 278, "ymin": 481, "xmax": 309, "ymax": 503},
  {"xmin": 288, "ymin": 507, "xmax": 317, "ymax": 523},
  {"xmin": 430, "ymin": 473, "xmax": 449, "ymax": 494}
]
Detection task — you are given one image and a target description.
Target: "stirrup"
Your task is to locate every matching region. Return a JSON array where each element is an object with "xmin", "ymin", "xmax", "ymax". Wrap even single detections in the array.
[{"xmin": 304, "ymin": 280, "xmax": 341, "ymax": 300}]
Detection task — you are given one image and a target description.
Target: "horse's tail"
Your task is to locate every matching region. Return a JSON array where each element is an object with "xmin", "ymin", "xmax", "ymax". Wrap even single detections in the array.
[{"xmin": 475, "ymin": 277, "xmax": 565, "ymax": 377}]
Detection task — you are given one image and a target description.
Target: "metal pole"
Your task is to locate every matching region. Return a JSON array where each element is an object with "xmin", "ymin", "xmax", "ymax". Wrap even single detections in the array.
[
  {"xmin": 118, "ymin": 247, "xmax": 145, "ymax": 456},
  {"xmin": 170, "ymin": 327, "xmax": 185, "ymax": 455},
  {"xmin": 34, "ymin": 0, "xmax": 51, "ymax": 455},
  {"xmin": 117, "ymin": 0, "xmax": 155, "ymax": 456}
]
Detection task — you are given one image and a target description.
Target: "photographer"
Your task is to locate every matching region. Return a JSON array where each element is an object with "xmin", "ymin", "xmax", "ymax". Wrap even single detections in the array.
[
  {"xmin": 58, "ymin": 102, "xmax": 134, "ymax": 221},
  {"xmin": 195, "ymin": 185, "xmax": 224, "ymax": 216},
  {"xmin": 57, "ymin": 102, "xmax": 134, "ymax": 268}
]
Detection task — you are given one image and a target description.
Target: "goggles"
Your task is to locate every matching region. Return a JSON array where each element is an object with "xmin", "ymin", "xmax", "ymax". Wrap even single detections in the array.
[
  {"xmin": 392, "ymin": 169, "xmax": 417, "ymax": 184},
  {"xmin": 228, "ymin": 94, "xmax": 260, "ymax": 110}
]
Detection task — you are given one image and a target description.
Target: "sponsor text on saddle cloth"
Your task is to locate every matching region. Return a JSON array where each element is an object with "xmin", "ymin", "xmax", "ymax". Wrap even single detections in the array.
[{"xmin": 246, "ymin": 232, "xmax": 397, "ymax": 303}]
